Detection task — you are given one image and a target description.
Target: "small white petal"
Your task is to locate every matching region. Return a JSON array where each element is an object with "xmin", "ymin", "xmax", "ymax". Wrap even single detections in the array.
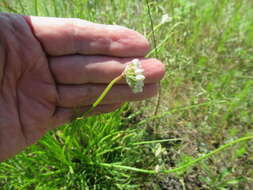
[
  {"xmin": 135, "ymin": 68, "xmax": 144, "ymax": 74},
  {"xmin": 161, "ymin": 14, "xmax": 172, "ymax": 24},
  {"xmin": 155, "ymin": 165, "xmax": 160, "ymax": 173},
  {"xmin": 132, "ymin": 59, "xmax": 140, "ymax": 66},
  {"xmin": 136, "ymin": 75, "xmax": 145, "ymax": 81},
  {"xmin": 135, "ymin": 82, "xmax": 141, "ymax": 87}
]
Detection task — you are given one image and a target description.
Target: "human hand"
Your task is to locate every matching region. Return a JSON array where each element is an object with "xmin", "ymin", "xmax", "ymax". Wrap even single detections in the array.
[{"xmin": 0, "ymin": 13, "xmax": 165, "ymax": 161}]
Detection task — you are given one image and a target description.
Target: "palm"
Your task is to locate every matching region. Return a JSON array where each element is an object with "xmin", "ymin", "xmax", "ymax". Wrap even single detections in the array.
[
  {"xmin": 10, "ymin": 41, "xmax": 57, "ymax": 143},
  {"xmin": 0, "ymin": 13, "xmax": 164, "ymax": 161},
  {"xmin": 0, "ymin": 15, "xmax": 58, "ymax": 159}
]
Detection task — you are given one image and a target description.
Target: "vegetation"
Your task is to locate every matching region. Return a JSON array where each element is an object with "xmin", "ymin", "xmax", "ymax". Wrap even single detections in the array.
[{"xmin": 0, "ymin": 0, "xmax": 253, "ymax": 189}]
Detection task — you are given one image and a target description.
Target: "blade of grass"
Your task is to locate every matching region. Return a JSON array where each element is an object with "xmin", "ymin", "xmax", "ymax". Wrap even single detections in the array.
[
  {"xmin": 98, "ymin": 136, "xmax": 253, "ymax": 174},
  {"xmin": 132, "ymin": 138, "xmax": 182, "ymax": 145},
  {"xmin": 137, "ymin": 100, "xmax": 228, "ymax": 125}
]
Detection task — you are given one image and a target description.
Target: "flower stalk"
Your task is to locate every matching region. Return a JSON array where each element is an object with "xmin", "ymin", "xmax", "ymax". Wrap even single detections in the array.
[{"xmin": 83, "ymin": 59, "xmax": 145, "ymax": 117}]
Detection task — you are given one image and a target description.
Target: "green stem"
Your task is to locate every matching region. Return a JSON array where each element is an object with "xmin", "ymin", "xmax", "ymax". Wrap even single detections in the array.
[
  {"xmin": 137, "ymin": 100, "xmax": 228, "ymax": 125},
  {"xmin": 83, "ymin": 74, "xmax": 124, "ymax": 117},
  {"xmin": 98, "ymin": 136, "xmax": 253, "ymax": 174},
  {"xmin": 132, "ymin": 138, "xmax": 182, "ymax": 145},
  {"xmin": 162, "ymin": 136, "xmax": 253, "ymax": 174},
  {"xmin": 146, "ymin": 0, "xmax": 160, "ymax": 116}
]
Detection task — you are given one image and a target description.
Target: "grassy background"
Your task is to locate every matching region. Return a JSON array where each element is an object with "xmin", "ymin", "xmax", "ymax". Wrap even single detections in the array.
[{"xmin": 0, "ymin": 0, "xmax": 253, "ymax": 189}]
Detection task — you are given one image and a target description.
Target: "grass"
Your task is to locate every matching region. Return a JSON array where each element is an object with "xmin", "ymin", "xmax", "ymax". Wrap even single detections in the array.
[{"xmin": 1, "ymin": 0, "xmax": 253, "ymax": 189}]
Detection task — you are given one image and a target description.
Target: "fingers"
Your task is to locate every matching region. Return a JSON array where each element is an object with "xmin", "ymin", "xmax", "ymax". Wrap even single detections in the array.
[
  {"xmin": 51, "ymin": 103, "xmax": 122, "ymax": 128},
  {"xmin": 50, "ymin": 56, "xmax": 165, "ymax": 84},
  {"xmin": 25, "ymin": 16, "xmax": 149, "ymax": 57},
  {"xmin": 56, "ymin": 83, "xmax": 158, "ymax": 108}
]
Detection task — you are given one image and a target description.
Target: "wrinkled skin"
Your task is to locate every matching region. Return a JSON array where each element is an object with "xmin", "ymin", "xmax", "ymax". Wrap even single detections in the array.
[{"xmin": 0, "ymin": 13, "xmax": 165, "ymax": 161}]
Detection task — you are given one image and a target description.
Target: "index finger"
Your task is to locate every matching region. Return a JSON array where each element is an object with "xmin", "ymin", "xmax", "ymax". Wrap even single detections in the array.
[{"xmin": 25, "ymin": 16, "xmax": 150, "ymax": 57}]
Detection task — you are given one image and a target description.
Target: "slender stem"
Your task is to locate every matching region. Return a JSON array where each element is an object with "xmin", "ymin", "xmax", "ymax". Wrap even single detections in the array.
[
  {"xmin": 137, "ymin": 100, "xmax": 228, "ymax": 125},
  {"xmin": 83, "ymin": 74, "xmax": 124, "ymax": 117},
  {"xmin": 146, "ymin": 0, "xmax": 158, "ymax": 58},
  {"xmin": 132, "ymin": 138, "xmax": 182, "ymax": 145},
  {"xmin": 98, "ymin": 136, "xmax": 253, "ymax": 174},
  {"xmin": 162, "ymin": 136, "xmax": 253, "ymax": 174},
  {"xmin": 145, "ymin": 0, "xmax": 161, "ymax": 116},
  {"xmin": 34, "ymin": 0, "xmax": 38, "ymax": 16}
]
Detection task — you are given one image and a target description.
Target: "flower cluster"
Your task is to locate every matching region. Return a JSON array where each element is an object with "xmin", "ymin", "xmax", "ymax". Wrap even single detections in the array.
[
  {"xmin": 124, "ymin": 59, "xmax": 145, "ymax": 93},
  {"xmin": 161, "ymin": 14, "xmax": 172, "ymax": 24}
]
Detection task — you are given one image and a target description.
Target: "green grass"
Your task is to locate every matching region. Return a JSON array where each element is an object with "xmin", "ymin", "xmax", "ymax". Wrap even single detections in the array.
[{"xmin": 1, "ymin": 0, "xmax": 253, "ymax": 189}]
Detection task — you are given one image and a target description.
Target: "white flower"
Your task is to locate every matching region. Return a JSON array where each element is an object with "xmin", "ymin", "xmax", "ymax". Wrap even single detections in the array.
[
  {"xmin": 124, "ymin": 59, "xmax": 145, "ymax": 93},
  {"xmin": 155, "ymin": 143, "xmax": 162, "ymax": 157},
  {"xmin": 161, "ymin": 14, "xmax": 172, "ymax": 24},
  {"xmin": 155, "ymin": 165, "xmax": 160, "ymax": 173}
]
